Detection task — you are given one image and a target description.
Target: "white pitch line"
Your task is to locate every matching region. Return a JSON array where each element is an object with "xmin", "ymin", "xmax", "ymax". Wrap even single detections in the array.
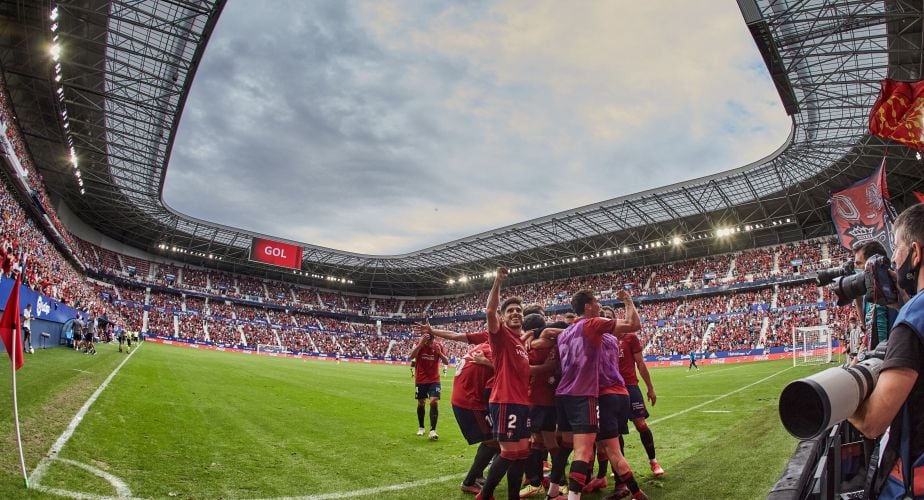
[
  {"xmin": 29, "ymin": 344, "xmax": 142, "ymax": 489},
  {"xmin": 649, "ymin": 366, "xmax": 794, "ymax": 426},
  {"xmin": 259, "ymin": 473, "xmax": 465, "ymax": 500},
  {"xmin": 701, "ymin": 410, "xmax": 732, "ymax": 413}
]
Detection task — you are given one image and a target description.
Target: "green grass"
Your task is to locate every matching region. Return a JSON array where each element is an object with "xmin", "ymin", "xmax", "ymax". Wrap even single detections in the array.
[{"xmin": 0, "ymin": 342, "xmax": 831, "ymax": 499}]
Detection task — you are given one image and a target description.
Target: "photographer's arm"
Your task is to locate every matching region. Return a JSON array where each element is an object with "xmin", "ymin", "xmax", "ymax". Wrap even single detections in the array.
[{"xmin": 848, "ymin": 367, "xmax": 917, "ymax": 438}]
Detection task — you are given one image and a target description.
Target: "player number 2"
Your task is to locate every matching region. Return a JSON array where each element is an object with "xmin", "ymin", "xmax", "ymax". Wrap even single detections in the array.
[{"xmin": 507, "ymin": 414, "xmax": 517, "ymax": 430}]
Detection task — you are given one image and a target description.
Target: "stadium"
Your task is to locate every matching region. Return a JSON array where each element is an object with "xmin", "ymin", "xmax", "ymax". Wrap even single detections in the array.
[{"xmin": 0, "ymin": 0, "xmax": 923, "ymax": 499}]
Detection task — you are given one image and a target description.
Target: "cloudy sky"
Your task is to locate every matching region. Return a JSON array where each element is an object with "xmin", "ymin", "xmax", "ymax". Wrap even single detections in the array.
[{"xmin": 163, "ymin": 0, "xmax": 791, "ymax": 256}]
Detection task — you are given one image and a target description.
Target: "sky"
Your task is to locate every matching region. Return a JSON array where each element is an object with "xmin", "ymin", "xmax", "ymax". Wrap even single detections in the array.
[{"xmin": 163, "ymin": 0, "xmax": 792, "ymax": 256}]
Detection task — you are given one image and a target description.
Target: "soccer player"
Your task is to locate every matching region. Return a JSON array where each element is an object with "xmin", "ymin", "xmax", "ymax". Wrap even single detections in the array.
[
  {"xmin": 412, "ymin": 322, "xmax": 496, "ymax": 495},
  {"xmin": 608, "ymin": 308, "xmax": 665, "ymax": 478},
  {"xmin": 22, "ymin": 303, "xmax": 33, "ymax": 354},
  {"xmin": 409, "ymin": 333, "xmax": 449, "ymax": 439},
  {"xmin": 687, "ymin": 349, "xmax": 699, "ymax": 371},
  {"xmin": 477, "ymin": 267, "xmax": 532, "ymax": 500},
  {"xmin": 518, "ymin": 313, "xmax": 559, "ymax": 498},
  {"xmin": 596, "ymin": 331, "xmax": 647, "ymax": 500},
  {"xmin": 555, "ymin": 289, "xmax": 645, "ymax": 500}
]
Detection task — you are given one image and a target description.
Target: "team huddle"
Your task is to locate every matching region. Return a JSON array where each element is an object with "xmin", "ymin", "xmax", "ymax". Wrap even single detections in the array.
[{"xmin": 411, "ymin": 267, "xmax": 662, "ymax": 500}]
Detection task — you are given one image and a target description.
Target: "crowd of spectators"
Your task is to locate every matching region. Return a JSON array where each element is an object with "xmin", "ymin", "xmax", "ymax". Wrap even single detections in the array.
[
  {"xmin": 236, "ymin": 276, "xmax": 266, "ymax": 299},
  {"xmin": 0, "ymin": 95, "xmax": 866, "ymax": 363},
  {"xmin": 181, "ymin": 268, "xmax": 209, "ymax": 291}
]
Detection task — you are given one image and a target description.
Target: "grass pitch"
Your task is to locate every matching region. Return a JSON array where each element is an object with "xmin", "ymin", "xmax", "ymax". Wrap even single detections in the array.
[{"xmin": 0, "ymin": 342, "xmax": 831, "ymax": 499}]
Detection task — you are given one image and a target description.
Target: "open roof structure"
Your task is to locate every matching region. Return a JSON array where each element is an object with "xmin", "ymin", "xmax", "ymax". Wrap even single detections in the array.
[{"xmin": 1, "ymin": 0, "xmax": 923, "ymax": 296}]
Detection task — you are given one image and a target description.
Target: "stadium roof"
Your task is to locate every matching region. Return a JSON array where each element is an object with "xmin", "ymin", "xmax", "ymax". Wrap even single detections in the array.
[{"xmin": 1, "ymin": 0, "xmax": 924, "ymax": 296}]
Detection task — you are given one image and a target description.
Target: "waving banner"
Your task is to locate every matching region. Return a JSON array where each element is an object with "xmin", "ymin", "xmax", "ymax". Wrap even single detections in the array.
[
  {"xmin": 830, "ymin": 160, "xmax": 897, "ymax": 255},
  {"xmin": 869, "ymin": 79, "xmax": 924, "ymax": 151}
]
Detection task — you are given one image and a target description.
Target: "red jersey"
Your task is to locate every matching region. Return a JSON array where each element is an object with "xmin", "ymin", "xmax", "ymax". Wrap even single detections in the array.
[
  {"xmin": 600, "ymin": 333, "xmax": 628, "ymax": 396},
  {"xmin": 466, "ymin": 331, "xmax": 494, "ymax": 390},
  {"xmin": 618, "ymin": 332, "xmax": 643, "ymax": 386},
  {"xmin": 488, "ymin": 324, "xmax": 530, "ymax": 405},
  {"xmin": 527, "ymin": 344, "xmax": 557, "ymax": 406},
  {"xmin": 451, "ymin": 342, "xmax": 493, "ymax": 410},
  {"xmin": 414, "ymin": 342, "xmax": 443, "ymax": 384}
]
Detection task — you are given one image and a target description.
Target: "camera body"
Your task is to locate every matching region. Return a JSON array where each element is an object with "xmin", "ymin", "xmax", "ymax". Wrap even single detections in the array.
[{"xmin": 822, "ymin": 254, "xmax": 899, "ymax": 307}]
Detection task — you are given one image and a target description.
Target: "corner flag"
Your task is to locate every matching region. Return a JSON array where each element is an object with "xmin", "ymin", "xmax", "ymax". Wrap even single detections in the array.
[
  {"xmin": 0, "ymin": 268, "xmax": 24, "ymax": 370},
  {"xmin": 0, "ymin": 262, "xmax": 29, "ymax": 488}
]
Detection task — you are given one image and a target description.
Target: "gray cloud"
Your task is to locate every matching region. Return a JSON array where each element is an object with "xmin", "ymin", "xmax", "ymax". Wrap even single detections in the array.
[{"xmin": 164, "ymin": 0, "xmax": 791, "ymax": 255}]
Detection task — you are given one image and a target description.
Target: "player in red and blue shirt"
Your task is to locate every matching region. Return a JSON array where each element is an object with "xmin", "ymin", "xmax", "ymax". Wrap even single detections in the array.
[
  {"xmin": 414, "ymin": 323, "xmax": 496, "ymax": 495},
  {"xmin": 409, "ymin": 335, "xmax": 449, "ymax": 440}
]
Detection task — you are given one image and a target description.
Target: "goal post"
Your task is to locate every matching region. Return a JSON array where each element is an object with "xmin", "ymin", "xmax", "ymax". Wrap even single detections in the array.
[
  {"xmin": 256, "ymin": 344, "xmax": 288, "ymax": 356},
  {"xmin": 792, "ymin": 325, "xmax": 833, "ymax": 366}
]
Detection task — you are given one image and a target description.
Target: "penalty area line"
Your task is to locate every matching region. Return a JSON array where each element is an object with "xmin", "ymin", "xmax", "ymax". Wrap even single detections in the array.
[{"xmin": 649, "ymin": 366, "xmax": 794, "ymax": 426}]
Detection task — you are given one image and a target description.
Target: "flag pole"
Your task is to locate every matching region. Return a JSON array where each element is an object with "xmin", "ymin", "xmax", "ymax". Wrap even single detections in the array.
[{"xmin": 10, "ymin": 319, "xmax": 28, "ymax": 488}]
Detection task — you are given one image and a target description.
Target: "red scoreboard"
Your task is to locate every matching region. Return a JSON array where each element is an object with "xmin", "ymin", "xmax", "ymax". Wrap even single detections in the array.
[{"xmin": 249, "ymin": 237, "xmax": 303, "ymax": 270}]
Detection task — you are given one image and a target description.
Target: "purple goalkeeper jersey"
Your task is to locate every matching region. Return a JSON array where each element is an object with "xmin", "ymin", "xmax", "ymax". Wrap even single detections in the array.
[{"xmin": 555, "ymin": 317, "xmax": 615, "ymax": 397}]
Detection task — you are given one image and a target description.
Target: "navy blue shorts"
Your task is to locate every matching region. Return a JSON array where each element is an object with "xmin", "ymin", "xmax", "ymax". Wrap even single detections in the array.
[
  {"xmin": 489, "ymin": 402, "xmax": 531, "ymax": 442},
  {"xmin": 453, "ymin": 405, "xmax": 493, "ymax": 445},
  {"xmin": 556, "ymin": 395, "xmax": 598, "ymax": 434},
  {"xmin": 529, "ymin": 405, "xmax": 557, "ymax": 433},
  {"xmin": 627, "ymin": 385, "xmax": 649, "ymax": 420},
  {"xmin": 415, "ymin": 382, "xmax": 441, "ymax": 400},
  {"xmin": 598, "ymin": 393, "xmax": 630, "ymax": 440}
]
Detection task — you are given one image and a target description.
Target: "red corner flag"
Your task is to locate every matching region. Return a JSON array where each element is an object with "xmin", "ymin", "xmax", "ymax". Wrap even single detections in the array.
[
  {"xmin": 915, "ymin": 192, "xmax": 924, "ymax": 204},
  {"xmin": 869, "ymin": 79, "xmax": 924, "ymax": 151},
  {"xmin": 0, "ymin": 271, "xmax": 24, "ymax": 370}
]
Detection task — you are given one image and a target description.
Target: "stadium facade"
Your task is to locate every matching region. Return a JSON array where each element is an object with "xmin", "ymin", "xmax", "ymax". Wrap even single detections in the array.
[{"xmin": 1, "ymin": 0, "xmax": 923, "ymax": 297}]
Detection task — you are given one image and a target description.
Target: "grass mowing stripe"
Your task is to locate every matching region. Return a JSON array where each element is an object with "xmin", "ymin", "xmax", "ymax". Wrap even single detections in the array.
[
  {"xmin": 649, "ymin": 366, "xmax": 793, "ymax": 426},
  {"xmin": 28, "ymin": 344, "xmax": 141, "ymax": 489}
]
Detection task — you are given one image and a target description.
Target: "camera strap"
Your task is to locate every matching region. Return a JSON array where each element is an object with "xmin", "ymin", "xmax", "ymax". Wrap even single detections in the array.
[{"xmin": 903, "ymin": 403, "xmax": 913, "ymax": 497}]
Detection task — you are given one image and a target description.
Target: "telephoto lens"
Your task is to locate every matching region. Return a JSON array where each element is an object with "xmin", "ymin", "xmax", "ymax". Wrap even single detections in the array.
[{"xmin": 778, "ymin": 358, "xmax": 883, "ymax": 440}]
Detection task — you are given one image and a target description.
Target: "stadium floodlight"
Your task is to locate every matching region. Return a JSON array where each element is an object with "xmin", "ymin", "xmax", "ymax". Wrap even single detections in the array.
[
  {"xmin": 917, "ymin": 151, "xmax": 922, "ymax": 161},
  {"xmin": 50, "ymin": 23, "xmax": 58, "ymax": 32},
  {"xmin": 672, "ymin": 236, "xmax": 682, "ymax": 245},
  {"xmin": 50, "ymin": 44, "xmax": 61, "ymax": 61},
  {"xmin": 50, "ymin": 7, "xmax": 58, "ymax": 21}
]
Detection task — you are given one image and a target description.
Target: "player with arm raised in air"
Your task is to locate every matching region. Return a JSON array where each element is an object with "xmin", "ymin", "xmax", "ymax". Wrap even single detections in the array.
[
  {"xmin": 476, "ymin": 267, "xmax": 532, "ymax": 500},
  {"xmin": 413, "ymin": 322, "xmax": 497, "ymax": 495},
  {"xmin": 555, "ymin": 289, "xmax": 646, "ymax": 500},
  {"xmin": 609, "ymin": 307, "xmax": 664, "ymax": 479}
]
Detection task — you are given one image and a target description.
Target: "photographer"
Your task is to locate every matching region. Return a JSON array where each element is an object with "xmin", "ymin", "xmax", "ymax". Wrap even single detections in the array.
[
  {"xmin": 848, "ymin": 203, "xmax": 924, "ymax": 499},
  {"xmin": 853, "ymin": 240, "xmax": 899, "ymax": 351}
]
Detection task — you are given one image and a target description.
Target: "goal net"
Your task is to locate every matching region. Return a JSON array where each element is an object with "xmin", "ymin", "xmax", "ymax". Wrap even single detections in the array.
[
  {"xmin": 257, "ymin": 344, "xmax": 288, "ymax": 355},
  {"xmin": 792, "ymin": 325, "xmax": 833, "ymax": 366}
]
